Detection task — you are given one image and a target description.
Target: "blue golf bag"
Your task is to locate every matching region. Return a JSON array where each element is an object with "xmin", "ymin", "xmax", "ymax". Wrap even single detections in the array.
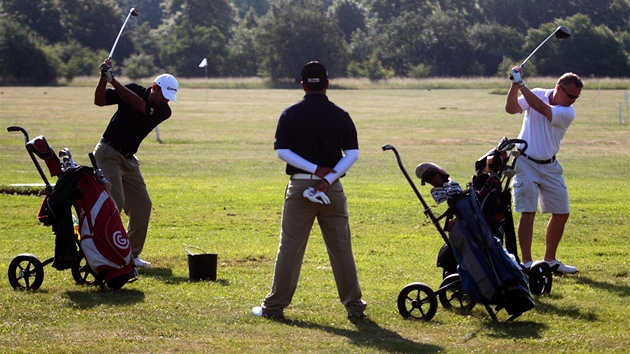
[{"xmin": 447, "ymin": 189, "xmax": 534, "ymax": 319}]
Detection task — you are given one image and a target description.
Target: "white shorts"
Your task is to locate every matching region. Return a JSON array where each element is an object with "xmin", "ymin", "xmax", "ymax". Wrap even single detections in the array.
[{"xmin": 512, "ymin": 157, "xmax": 569, "ymax": 214}]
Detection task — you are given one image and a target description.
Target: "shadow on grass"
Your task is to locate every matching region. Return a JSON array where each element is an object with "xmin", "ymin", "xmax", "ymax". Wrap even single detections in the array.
[
  {"xmin": 280, "ymin": 317, "xmax": 442, "ymax": 353},
  {"xmin": 572, "ymin": 275, "xmax": 630, "ymax": 298},
  {"xmin": 530, "ymin": 294, "xmax": 598, "ymax": 321},
  {"xmin": 482, "ymin": 319, "xmax": 546, "ymax": 339},
  {"xmin": 136, "ymin": 267, "xmax": 231, "ymax": 286},
  {"xmin": 65, "ymin": 288, "xmax": 145, "ymax": 308}
]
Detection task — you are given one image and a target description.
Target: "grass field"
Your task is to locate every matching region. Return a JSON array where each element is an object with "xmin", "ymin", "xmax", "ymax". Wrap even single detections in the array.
[{"xmin": 0, "ymin": 79, "xmax": 629, "ymax": 353}]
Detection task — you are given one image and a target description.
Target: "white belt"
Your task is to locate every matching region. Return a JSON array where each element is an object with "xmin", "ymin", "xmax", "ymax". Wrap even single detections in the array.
[{"xmin": 291, "ymin": 173, "xmax": 322, "ymax": 180}]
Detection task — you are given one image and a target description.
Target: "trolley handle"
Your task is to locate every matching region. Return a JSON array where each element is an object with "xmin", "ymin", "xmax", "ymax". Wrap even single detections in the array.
[
  {"xmin": 7, "ymin": 126, "xmax": 29, "ymax": 144},
  {"xmin": 382, "ymin": 144, "xmax": 450, "ymax": 244},
  {"xmin": 7, "ymin": 126, "xmax": 53, "ymax": 193}
]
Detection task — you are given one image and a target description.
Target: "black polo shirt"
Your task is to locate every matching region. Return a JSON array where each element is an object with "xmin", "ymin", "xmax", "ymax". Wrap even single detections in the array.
[
  {"xmin": 274, "ymin": 93, "xmax": 359, "ymax": 176},
  {"xmin": 102, "ymin": 83, "xmax": 171, "ymax": 155}
]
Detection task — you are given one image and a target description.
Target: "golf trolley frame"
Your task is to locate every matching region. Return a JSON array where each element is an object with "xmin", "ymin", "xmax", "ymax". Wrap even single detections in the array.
[
  {"xmin": 7, "ymin": 126, "xmax": 104, "ymax": 290},
  {"xmin": 382, "ymin": 138, "xmax": 552, "ymax": 321}
]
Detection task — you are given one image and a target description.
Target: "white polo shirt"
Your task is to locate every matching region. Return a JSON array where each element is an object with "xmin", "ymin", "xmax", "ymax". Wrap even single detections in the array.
[{"xmin": 516, "ymin": 88, "xmax": 575, "ymax": 160}]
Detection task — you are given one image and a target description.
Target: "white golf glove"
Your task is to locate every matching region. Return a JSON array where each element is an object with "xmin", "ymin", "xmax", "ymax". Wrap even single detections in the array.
[
  {"xmin": 509, "ymin": 67, "xmax": 525, "ymax": 88},
  {"xmin": 101, "ymin": 65, "xmax": 115, "ymax": 83},
  {"xmin": 303, "ymin": 187, "xmax": 331, "ymax": 205}
]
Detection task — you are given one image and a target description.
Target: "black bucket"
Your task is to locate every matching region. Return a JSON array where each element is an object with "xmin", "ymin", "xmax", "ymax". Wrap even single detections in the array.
[{"xmin": 187, "ymin": 249, "xmax": 218, "ymax": 281}]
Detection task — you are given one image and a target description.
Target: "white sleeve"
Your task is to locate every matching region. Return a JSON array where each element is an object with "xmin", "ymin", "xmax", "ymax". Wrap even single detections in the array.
[
  {"xmin": 324, "ymin": 149, "xmax": 359, "ymax": 184},
  {"xmin": 276, "ymin": 149, "xmax": 317, "ymax": 174}
]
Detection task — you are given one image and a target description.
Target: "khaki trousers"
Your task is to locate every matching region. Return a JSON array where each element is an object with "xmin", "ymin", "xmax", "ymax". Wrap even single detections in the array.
[
  {"xmin": 262, "ymin": 178, "xmax": 364, "ymax": 315},
  {"xmin": 93, "ymin": 142, "xmax": 151, "ymax": 258}
]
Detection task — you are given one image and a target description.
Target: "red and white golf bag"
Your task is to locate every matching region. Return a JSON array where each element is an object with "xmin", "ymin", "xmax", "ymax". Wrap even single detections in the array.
[{"xmin": 74, "ymin": 172, "xmax": 136, "ymax": 289}]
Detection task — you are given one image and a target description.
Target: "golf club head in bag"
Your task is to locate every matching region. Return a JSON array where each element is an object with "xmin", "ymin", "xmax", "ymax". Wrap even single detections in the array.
[
  {"xmin": 26, "ymin": 136, "xmax": 62, "ymax": 177},
  {"xmin": 415, "ymin": 162, "xmax": 450, "ymax": 187}
]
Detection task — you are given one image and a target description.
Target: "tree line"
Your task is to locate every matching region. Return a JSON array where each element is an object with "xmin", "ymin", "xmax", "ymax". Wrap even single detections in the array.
[{"xmin": 2, "ymin": 0, "xmax": 630, "ymax": 85}]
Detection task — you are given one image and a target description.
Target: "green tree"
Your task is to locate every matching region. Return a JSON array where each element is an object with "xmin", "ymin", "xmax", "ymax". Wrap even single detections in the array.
[
  {"xmin": 255, "ymin": 0, "xmax": 348, "ymax": 80},
  {"xmin": 527, "ymin": 15, "xmax": 630, "ymax": 77},
  {"xmin": 328, "ymin": 0, "xmax": 366, "ymax": 42},
  {"xmin": 418, "ymin": 9, "xmax": 474, "ymax": 76},
  {"xmin": 53, "ymin": 41, "xmax": 108, "ymax": 81},
  {"xmin": 226, "ymin": 8, "xmax": 260, "ymax": 76},
  {"xmin": 123, "ymin": 53, "xmax": 160, "ymax": 79},
  {"xmin": 478, "ymin": 0, "xmax": 630, "ymax": 33},
  {"xmin": 161, "ymin": 0, "xmax": 234, "ymax": 37},
  {"xmin": 159, "ymin": 23, "xmax": 227, "ymax": 76},
  {"xmin": 363, "ymin": 0, "xmax": 433, "ymax": 24},
  {"xmin": 467, "ymin": 22, "xmax": 523, "ymax": 77},
  {"xmin": 57, "ymin": 0, "xmax": 128, "ymax": 53},
  {"xmin": 116, "ymin": 0, "xmax": 168, "ymax": 28},
  {"xmin": 370, "ymin": 11, "xmax": 427, "ymax": 76},
  {"xmin": 231, "ymin": 0, "xmax": 270, "ymax": 18},
  {"xmin": 0, "ymin": 0, "xmax": 65, "ymax": 43},
  {"xmin": 0, "ymin": 16, "xmax": 58, "ymax": 84}
]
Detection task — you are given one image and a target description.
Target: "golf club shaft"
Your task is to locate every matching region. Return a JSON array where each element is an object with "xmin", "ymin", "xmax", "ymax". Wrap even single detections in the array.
[
  {"xmin": 109, "ymin": 11, "xmax": 133, "ymax": 59},
  {"xmin": 520, "ymin": 30, "xmax": 558, "ymax": 67}
]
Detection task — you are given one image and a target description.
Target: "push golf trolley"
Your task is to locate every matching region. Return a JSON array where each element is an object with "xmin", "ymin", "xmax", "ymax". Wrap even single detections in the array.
[
  {"xmin": 6, "ymin": 126, "xmax": 137, "ymax": 291},
  {"xmin": 383, "ymin": 137, "xmax": 552, "ymax": 321}
]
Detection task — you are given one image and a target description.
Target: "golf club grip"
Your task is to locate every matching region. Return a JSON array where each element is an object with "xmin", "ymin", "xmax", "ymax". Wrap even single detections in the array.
[{"xmin": 89, "ymin": 152, "xmax": 99, "ymax": 170}]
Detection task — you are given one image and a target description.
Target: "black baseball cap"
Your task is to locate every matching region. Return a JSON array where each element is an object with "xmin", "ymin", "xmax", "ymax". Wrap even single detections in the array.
[{"xmin": 300, "ymin": 61, "xmax": 328, "ymax": 90}]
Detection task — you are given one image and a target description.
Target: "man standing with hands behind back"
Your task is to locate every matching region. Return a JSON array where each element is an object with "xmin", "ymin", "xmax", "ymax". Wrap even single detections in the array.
[
  {"xmin": 505, "ymin": 65, "xmax": 583, "ymax": 274},
  {"xmin": 93, "ymin": 58, "xmax": 178, "ymax": 268},
  {"xmin": 254, "ymin": 61, "xmax": 367, "ymax": 319}
]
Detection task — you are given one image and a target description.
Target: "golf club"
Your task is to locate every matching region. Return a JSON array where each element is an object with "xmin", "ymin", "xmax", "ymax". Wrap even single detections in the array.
[
  {"xmin": 108, "ymin": 7, "xmax": 139, "ymax": 59},
  {"xmin": 520, "ymin": 26, "xmax": 571, "ymax": 67}
]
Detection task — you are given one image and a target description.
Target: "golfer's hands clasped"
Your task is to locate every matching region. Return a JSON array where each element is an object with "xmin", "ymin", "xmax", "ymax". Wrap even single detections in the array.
[
  {"xmin": 303, "ymin": 187, "xmax": 330, "ymax": 205},
  {"xmin": 509, "ymin": 66, "xmax": 525, "ymax": 88},
  {"xmin": 314, "ymin": 166, "xmax": 335, "ymax": 178},
  {"xmin": 100, "ymin": 59, "xmax": 115, "ymax": 83}
]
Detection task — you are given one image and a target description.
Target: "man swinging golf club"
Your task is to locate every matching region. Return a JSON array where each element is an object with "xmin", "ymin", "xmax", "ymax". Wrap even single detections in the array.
[
  {"xmin": 505, "ymin": 65, "xmax": 583, "ymax": 274},
  {"xmin": 93, "ymin": 58, "xmax": 178, "ymax": 268}
]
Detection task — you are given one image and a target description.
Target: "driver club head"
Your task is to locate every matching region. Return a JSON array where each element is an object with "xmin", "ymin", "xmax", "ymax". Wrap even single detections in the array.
[
  {"xmin": 554, "ymin": 26, "xmax": 571, "ymax": 39},
  {"xmin": 520, "ymin": 25, "xmax": 571, "ymax": 67}
]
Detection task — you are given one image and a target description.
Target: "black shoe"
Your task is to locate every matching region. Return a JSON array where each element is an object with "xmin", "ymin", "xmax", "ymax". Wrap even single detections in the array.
[
  {"xmin": 252, "ymin": 306, "xmax": 284, "ymax": 319},
  {"xmin": 347, "ymin": 312, "xmax": 367, "ymax": 319}
]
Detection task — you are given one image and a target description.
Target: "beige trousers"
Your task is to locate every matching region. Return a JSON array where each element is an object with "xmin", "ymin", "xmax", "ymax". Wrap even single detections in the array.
[
  {"xmin": 93, "ymin": 142, "xmax": 151, "ymax": 258},
  {"xmin": 262, "ymin": 178, "xmax": 364, "ymax": 316}
]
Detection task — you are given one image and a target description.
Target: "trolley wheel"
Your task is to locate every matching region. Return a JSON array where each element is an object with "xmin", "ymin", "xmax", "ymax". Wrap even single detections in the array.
[
  {"xmin": 438, "ymin": 274, "xmax": 476, "ymax": 311},
  {"xmin": 71, "ymin": 250, "xmax": 102, "ymax": 286},
  {"xmin": 397, "ymin": 282, "xmax": 438, "ymax": 321},
  {"xmin": 8, "ymin": 254, "xmax": 44, "ymax": 290},
  {"xmin": 529, "ymin": 261, "xmax": 553, "ymax": 295}
]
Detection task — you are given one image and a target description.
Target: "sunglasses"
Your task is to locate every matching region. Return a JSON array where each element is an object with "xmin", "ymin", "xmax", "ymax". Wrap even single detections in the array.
[{"xmin": 560, "ymin": 85, "xmax": 580, "ymax": 99}]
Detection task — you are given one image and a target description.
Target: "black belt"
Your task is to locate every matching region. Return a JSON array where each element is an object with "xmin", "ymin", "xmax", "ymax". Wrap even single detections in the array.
[
  {"xmin": 100, "ymin": 137, "xmax": 134, "ymax": 159},
  {"xmin": 521, "ymin": 151, "xmax": 555, "ymax": 164}
]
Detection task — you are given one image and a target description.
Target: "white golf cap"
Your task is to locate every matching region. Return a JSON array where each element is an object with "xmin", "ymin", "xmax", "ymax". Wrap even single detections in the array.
[{"xmin": 155, "ymin": 74, "xmax": 178, "ymax": 103}]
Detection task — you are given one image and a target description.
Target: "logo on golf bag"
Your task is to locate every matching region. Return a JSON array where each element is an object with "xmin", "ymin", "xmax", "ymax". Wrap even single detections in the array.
[{"xmin": 113, "ymin": 230, "xmax": 129, "ymax": 249}]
